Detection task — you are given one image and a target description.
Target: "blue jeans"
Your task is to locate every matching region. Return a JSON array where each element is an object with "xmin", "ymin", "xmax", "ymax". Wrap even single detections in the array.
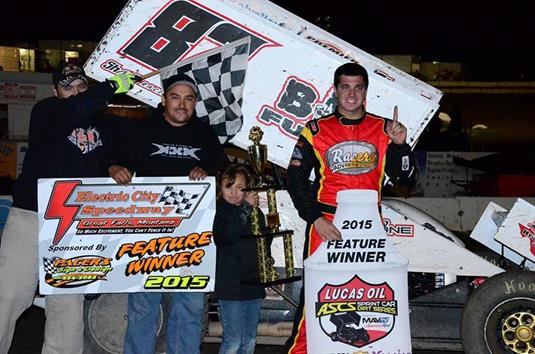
[
  {"xmin": 218, "ymin": 298, "xmax": 262, "ymax": 354},
  {"xmin": 124, "ymin": 292, "xmax": 205, "ymax": 354}
]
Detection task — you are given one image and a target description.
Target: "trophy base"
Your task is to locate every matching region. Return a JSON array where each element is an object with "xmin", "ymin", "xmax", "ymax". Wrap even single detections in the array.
[{"xmin": 242, "ymin": 275, "xmax": 302, "ymax": 287}]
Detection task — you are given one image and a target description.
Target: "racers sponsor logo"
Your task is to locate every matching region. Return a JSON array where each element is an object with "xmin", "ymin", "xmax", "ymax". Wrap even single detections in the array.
[
  {"xmin": 325, "ymin": 141, "xmax": 378, "ymax": 175},
  {"xmin": 315, "ymin": 275, "xmax": 397, "ymax": 348},
  {"xmin": 519, "ymin": 221, "xmax": 535, "ymax": 256},
  {"xmin": 43, "ymin": 255, "xmax": 113, "ymax": 288},
  {"xmin": 44, "ymin": 181, "xmax": 209, "ymax": 245}
]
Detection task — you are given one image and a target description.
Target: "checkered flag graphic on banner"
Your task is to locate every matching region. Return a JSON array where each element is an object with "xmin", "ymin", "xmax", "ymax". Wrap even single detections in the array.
[
  {"xmin": 43, "ymin": 257, "xmax": 59, "ymax": 274},
  {"xmin": 159, "ymin": 186, "xmax": 200, "ymax": 215},
  {"xmin": 160, "ymin": 37, "xmax": 250, "ymax": 144}
]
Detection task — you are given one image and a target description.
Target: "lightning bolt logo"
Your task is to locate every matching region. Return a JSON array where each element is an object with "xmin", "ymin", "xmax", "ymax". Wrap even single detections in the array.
[{"xmin": 44, "ymin": 180, "xmax": 82, "ymax": 245}]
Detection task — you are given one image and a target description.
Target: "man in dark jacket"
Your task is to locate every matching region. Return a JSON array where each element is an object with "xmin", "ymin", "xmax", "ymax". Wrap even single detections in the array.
[
  {"xmin": 0, "ymin": 63, "xmax": 135, "ymax": 354},
  {"xmin": 108, "ymin": 73, "xmax": 228, "ymax": 354}
]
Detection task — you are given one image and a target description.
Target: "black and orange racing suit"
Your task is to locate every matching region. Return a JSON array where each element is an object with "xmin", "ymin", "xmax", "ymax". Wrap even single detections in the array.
[{"xmin": 285, "ymin": 110, "xmax": 416, "ymax": 354}]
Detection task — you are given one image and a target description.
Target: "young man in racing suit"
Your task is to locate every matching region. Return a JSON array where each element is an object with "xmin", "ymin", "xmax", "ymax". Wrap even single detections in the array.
[{"xmin": 285, "ymin": 63, "xmax": 416, "ymax": 354}]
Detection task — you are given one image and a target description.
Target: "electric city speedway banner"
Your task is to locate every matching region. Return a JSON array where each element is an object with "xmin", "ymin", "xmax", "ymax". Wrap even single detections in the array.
[{"xmin": 38, "ymin": 177, "xmax": 216, "ymax": 295}]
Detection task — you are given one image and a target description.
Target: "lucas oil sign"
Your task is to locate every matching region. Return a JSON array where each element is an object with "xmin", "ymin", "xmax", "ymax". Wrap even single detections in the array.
[
  {"xmin": 38, "ymin": 177, "xmax": 216, "ymax": 295},
  {"xmin": 304, "ymin": 190, "xmax": 411, "ymax": 353},
  {"xmin": 315, "ymin": 275, "xmax": 397, "ymax": 348}
]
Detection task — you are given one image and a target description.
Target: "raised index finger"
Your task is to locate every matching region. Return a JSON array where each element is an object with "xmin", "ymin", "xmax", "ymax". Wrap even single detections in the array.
[{"xmin": 393, "ymin": 105, "xmax": 399, "ymax": 122}]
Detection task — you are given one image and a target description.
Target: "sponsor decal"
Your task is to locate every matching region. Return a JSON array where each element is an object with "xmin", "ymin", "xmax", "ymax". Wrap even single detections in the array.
[
  {"xmin": 304, "ymin": 36, "xmax": 358, "ymax": 64},
  {"xmin": 257, "ymin": 76, "xmax": 336, "ymax": 139},
  {"xmin": 99, "ymin": 58, "xmax": 163, "ymax": 96},
  {"xmin": 325, "ymin": 141, "xmax": 378, "ymax": 175},
  {"xmin": 383, "ymin": 218, "xmax": 414, "ymax": 238},
  {"xmin": 43, "ymin": 255, "xmax": 113, "ymax": 288},
  {"xmin": 315, "ymin": 275, "xmax": 397, "ymax": 348},
  {"xmin": 44, "ymin": 181, "xmax": 208, "ymax": 245},
  {"xmin": 519, "ymin": 221, "xmax": 535, "ymax": 256}
]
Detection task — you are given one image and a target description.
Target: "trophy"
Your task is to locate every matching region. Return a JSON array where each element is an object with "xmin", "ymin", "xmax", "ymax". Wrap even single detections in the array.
[{"xmin": 244, "ymin": 126, "xmax": 300, "ymax": 286}]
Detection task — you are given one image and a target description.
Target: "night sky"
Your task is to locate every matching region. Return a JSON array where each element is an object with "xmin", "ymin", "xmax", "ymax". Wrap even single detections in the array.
[{"xmin": 1, "ymin": 0, "xmax": 532, "ymax": 81}]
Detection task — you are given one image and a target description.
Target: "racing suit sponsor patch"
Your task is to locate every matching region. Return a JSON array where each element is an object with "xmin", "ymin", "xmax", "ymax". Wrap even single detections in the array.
[{"xmin": 325, "ymin": 141, "xmax": 378, "ymax": 175}]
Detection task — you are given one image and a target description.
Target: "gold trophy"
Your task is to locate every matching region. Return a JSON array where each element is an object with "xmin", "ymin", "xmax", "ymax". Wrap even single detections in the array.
[{"xmin": 244, "ymin": 126, "xmax": 300, "ymax": 286}]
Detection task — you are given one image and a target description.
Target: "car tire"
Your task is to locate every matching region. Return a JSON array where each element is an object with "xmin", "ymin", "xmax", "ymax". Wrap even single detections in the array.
[
  {"xmin": 83, "ymin": 293, "xmax": 209, "ymax": 354},
  {"xmin": 83, "ymin": 293, "xmax": 164, "ymax": 354},
  {"xmin": 461, "ymin": 270, "xmax": 535, "ymax": 354}
]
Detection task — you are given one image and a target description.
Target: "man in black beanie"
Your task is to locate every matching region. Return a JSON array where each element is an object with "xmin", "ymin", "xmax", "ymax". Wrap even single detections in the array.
[{"xmin": 0, "ymin": 63, "xmax": 136, "ymax": 354}]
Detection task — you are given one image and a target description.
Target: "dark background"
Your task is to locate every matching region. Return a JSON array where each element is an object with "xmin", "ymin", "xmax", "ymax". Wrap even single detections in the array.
[
  {"xmin": 1, "ymin": 0, "xmax": 532, "ymax": 81},
  {"xmin": 1, "ymin": 1, "xmax": 533, "ymax": 154}
]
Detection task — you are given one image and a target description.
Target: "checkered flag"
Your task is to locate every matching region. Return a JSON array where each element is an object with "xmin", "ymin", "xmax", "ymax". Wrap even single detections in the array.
[
  {"xmin": 160, "ymin": 37, "xmax": 250, "ymax": 144},
  {"xmin": 159, "ymin": 186, "xmax": 200, "ymax": 215},
  {"xmin": 43, "ymin": 257, "xmax": 59, "ymax": 274}
]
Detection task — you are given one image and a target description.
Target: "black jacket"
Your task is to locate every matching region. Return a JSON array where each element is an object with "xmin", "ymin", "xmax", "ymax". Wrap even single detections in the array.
[
  {"xmin": 213, "ymin": 199, "xmax": 266, "ymax": 300},
  {"xmin": 13, "ymin": 82, "xmax": 122, "ymax": 211},
  {"xmin": 112, "ymin": 105, "xmax": 228, "ymax": 177}
]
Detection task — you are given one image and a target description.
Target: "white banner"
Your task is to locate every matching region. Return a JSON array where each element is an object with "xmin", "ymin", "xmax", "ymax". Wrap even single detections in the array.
[
  {"xmin": 38, "ymin": 177, "xmax": 216, "ymax": 295},
  {"xmin": 84, "ymin": 0, "xmax": 442, "ymax": 168}
]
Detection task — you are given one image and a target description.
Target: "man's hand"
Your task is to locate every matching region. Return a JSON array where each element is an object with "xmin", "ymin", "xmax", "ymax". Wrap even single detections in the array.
[
  {"xmin": 189, "ymin": 167, "xmax": 207, "ymax": 180},
  {"xmin": 386, "ymin": 105, "xmax": 407, "ymax": 145},
  {"xmin": 313, "ymin": 216, "xmax": 342, "ymax": 242},
  {"xmin": 108, "ymin": 73, "xmax": 137, "ymax": 94},
  {"xmin": 108, "ymin": 164, "xmax": 133, "ymax": 184}
]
